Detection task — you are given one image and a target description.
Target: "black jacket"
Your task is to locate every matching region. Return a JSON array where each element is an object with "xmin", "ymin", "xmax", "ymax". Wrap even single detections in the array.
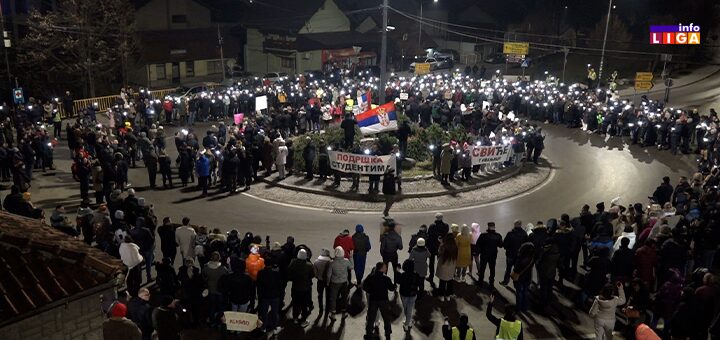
[
  {"xmin": 157, "ymin": 224, "xmax": 177, "ymax": 255},
  {"xmin": 503, "ymin": 227, "xmax": 528, "ymax": 259},
  {"xmin": 220, "ymin": 272, "xmax": 254, "ymax": 305},
  {"xmin": 427, "ymin": 220, "xmax": 449, "ymax": 254},
  {"xmin": 653, "ymin": 183, "xmax": 674, "ymax": 205},
  {"xmin": 256, "ymin": 266, "xmax": 284, "ymax": 299},
  {"xmin": 478, "ymin": 231, "xmax": 503, "ymax": 258},
  {"xmin": 127, "ymin": 297, "xmax": 153, "ymax": 338},
  {"xmin": 382, "ymin": 173, "xmax": 396, "ymax": 195},
  {"xmin": 362, "ymin": 270, "xmax": 396, "ymax": 302}
]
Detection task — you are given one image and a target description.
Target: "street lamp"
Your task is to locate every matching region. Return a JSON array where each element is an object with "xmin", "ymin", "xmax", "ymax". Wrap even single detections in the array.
[{"xmin": 597, "ymin": 0, "xmax": 613, "ymax": 88}]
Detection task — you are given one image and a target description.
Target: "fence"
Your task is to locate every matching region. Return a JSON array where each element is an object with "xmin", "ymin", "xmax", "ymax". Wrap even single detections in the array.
[{"xmin": 57, "ymin": 88, "xmax": 176, "ymax": 119}]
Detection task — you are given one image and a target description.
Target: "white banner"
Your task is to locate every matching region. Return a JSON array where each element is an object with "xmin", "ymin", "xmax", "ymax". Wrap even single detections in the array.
[
  {"xmin": 471, "ymin": 145, "xmax": 513, "ymax": 165},
  {"xmin": 329, "ymin": 151, "xmax": 397, "ymax": 175},
  {"xmin": 224, "ymin": 312, "xmax": 259, "ymax": 332}
]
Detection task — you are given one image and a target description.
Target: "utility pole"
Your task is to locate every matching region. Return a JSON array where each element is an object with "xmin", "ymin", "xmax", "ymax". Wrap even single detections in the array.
[
  {"xmin": 418, "ymin": 2, "xmax": 422, "ymax": 48},
  {"xmin": 217, "ymin": 24, "xmax": 225, "ymax": 81},
  {"xmin": 0, "ymin": 3, "xmax": 10, "ymax": 90},
  {"xmin": 597, "ymin": 0, "xmax": 613, "ymax": 88},
  {"xmin": 379, "ymin": 0, "xmax": 388, "ymax": 104}
]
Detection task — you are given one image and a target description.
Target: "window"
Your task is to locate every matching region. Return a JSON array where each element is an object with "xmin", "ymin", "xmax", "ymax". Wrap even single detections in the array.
[
  {"xmin": 171, "ymin": 15, "xmax": 187, "ymax": 23},
  {"xmin": 155, "ymin": 64, "xmax": 166, "ymax": 80},
  {"xmin": 186, "ymin": 61, "xmax": 195, "ymax": 77},
  {"xmin": 280, "ymin": 56, "xmax": 295, "ymax": 69},
  {"xmin": 207, "ymin": 60, "xmax": 223, "ymax": 75}
]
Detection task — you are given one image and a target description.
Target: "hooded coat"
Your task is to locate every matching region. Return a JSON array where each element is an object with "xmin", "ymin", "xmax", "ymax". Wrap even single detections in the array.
[{"xmin": 440, "ymin": 144, "xmax": 453, "ymax": 174}]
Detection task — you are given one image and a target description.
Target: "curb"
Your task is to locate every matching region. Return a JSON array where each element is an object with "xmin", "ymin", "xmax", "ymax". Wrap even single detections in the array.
[{"xmin": 258, "ymin": 164, "xmax": 526, "ymax": 201}]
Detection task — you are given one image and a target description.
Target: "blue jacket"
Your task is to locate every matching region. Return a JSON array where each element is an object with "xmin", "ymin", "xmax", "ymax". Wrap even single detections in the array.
[{"xmin": 196, "ymin": 155, "xmax": 211, "ymax": 177}]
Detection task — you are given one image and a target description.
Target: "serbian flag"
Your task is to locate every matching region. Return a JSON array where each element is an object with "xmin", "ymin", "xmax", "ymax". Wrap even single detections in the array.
[
  {"xmin": 355, "ymin": 102, "xmax": 398, "ymax": 135},
  {"xmin": 357, "ymin": 90, "xmax": 371, "ymax": 112}
]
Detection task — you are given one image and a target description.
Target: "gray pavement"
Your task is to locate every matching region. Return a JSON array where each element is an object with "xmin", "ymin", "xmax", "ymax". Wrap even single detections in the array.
[{"xmin": 21, "ymin": 122, "xmax": 697, "ymax": 339}]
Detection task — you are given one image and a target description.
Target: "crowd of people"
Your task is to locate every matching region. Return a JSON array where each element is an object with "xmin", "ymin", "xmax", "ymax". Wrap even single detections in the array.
[{"xmin": 1, "ymin": 65, "xmax": 720, "ymax": 340}]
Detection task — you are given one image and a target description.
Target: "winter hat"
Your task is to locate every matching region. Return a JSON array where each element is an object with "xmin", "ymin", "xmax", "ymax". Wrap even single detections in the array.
[
  {"xmin": 355, "ymin": 224, "xmax": 364, "ymax": 233},
  {"xmin": 297, "ymin": 249, "xmax": 308, "ymax": 260},
  {"xmin": 320, "ymin": 248, "xmax": 330, "ymax": 257},
  {"xmin": 417, "ymin": 238, "xmax": 426, "ymax": 247},
  {"xmin": 334, "ymin": 246, "xmax": 345, "ymax": 258},
  {"xmin": 272, "ymin": 242, "xmax": 282, "ymax": 251},
  {"xmin": 435, "ymin": 212, "xmax": 443, "ymax": 219},
  {"xmin": 110, "ymin": 302, "xmax": 127, "ymax": 318},
  {"xmin": 114, "ymin": 210, "xmax": 124, "ymax": 220},
  {"xmin": 596, "ymin": 202, "xmax": 605, "ymax": 210},
  {"xmin": 127, "ymin": 188, "xmax": 136, "ymax": 196}
]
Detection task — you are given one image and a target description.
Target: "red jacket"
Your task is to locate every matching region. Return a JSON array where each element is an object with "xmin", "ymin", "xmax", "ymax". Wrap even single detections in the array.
[
  {"xmin": 333, "ymin": 234, "xmax": 354, "ymax": 258},
  {"xmin": 634, "ymin": 245, "xmax": 657, "ymax": 284}
]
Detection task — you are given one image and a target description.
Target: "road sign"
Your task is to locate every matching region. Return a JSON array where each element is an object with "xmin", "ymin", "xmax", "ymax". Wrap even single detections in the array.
[
  {"xmin": 661, "ymin": 53, "xmax": 672, "ymax": 62},
  {"xmin": 414, "ymin": 63, "xmax": 431, "ymax": 75},
  {"xmin": 635, "ymin": 81, "xmax": 654, "ymax": 91},
  {"xmin": 521, "ymin": 59, "xmax": 529, "ymax": 68},
  {"xmin": 503, "ymin": 42, "xmax": 529, "ymax": 55},
  {"xmin": 635, "ymin": 72, "xmax": 654, "ymax": 82},
  {"xmin": 13, "ymin": 87, "xmax": 23, "ymax": 104}
]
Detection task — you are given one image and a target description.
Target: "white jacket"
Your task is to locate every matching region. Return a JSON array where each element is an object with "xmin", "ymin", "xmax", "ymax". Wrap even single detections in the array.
[
  {"xmin": 119, "ymin": 242, "xmax": 144, "ymax": 269},
  {"xmin": 613, "ymin": 232, "xmax": 636, "ymax": 251},
  {"xmin": 175, "ymin": 226, "xmax": 197, "ymax": 259},
  {"xmin": 276, "ymin": 146, "xmax": 288, "ymax": 165}
]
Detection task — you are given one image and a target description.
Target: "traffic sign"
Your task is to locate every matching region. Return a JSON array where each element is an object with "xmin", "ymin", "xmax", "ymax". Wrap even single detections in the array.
[
  {"xmin": 503, "ymin": 42, "xmax": 529, "ymax": 55},
  {"xmin": 635, "ymin": 72, "xmax": 654, "ymax": 82},
  {"xmin": 13, "ymin": 87, "xmax": 23, "ymax": 104},
  {"xmin": 521, "ymin": 59, "xmax": 529, "ymax": 68},
  {"xmin": 635, "ymin": 81, "xmax": 654, "ymax": 91}
]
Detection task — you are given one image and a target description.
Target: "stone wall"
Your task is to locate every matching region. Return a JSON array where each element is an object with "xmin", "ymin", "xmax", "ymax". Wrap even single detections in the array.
[{"xmin": 1, "ymin": 287, "xmax": 116, "ymax": 340}]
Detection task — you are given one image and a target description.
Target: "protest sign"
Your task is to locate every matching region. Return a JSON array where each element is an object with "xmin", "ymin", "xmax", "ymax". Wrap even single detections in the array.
[
  {"xmin": 224, "ymin": 312, "xmax": 259, "ymax": 332},
  {"xmin": 255, "ymin": 95, "xmax": 268, "ymax": 111},
  {"xmin": 329, "ymin": 151, "xmax": 396, "ymax": 175},
  {"xmin": 471, "ymin": 145, "xmax": 513, "ymax": 165},
  {"xmin": 233, "ymin": 113, "xmax": 244, "ymax": 125}
]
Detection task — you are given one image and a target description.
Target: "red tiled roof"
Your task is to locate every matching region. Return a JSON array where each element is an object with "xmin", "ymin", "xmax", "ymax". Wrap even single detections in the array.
[{"xmin": 0, "ymin": 211, "xmax": 123, "ymax": 321}]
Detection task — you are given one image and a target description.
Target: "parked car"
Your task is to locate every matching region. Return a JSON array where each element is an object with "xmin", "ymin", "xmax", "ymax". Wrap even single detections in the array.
[
  {"xmin": 434, "ymin": 49, "xmax": 459, "ymax": 62},
  {"xmin": 484, "ymin": 53, "xmax": 506, "ymax": 64},
  {"xmin": 434, "ymin": 56, "xmax": 453, "ymax": 69},
  {"xmin": 168, "ymin": 85, "xmax": 208, "ymax": 100},
  {"xmin": 410, "ymin": 58, "xmax": 438, "ymax": 72},
  {"xmin": 263, "ymin": 72, "xmax": 289, "ymax": 83}
]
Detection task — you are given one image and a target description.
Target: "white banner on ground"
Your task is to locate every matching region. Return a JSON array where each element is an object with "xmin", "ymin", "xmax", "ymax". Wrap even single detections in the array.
[
  {"xmin": 224, "ymin": 312, "xmax": 259, "ymax": 332},
  {"xmin": 255, "ymin": 95, "xmax": 268, "ymax": 111},
  {"xmin": 329, "ymin": 151, "xmax": 397, "ymax": 175},
  {"xmin": 471, "ymin": 145, "xmax": 513, "ymax": 165}
]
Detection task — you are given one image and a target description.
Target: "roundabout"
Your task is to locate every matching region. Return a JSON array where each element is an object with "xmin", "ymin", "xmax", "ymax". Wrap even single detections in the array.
[{"xmin": 250, "ymin": 159, "xmax": 553, "ymax": 213}]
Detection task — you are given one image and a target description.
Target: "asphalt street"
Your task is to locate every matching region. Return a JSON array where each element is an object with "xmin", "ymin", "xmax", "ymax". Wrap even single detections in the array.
[{"xmin": 26, "ymin": 121, "xmax": 696, "ymax": 339}]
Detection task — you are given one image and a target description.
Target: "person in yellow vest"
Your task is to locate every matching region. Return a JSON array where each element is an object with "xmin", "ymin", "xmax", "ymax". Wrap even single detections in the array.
[
  {"xmin": 587, "ymin": 67, "xmax": 597, "ymax": 88},
  {"xmin": 486, "ymin": 294, "xmax": 523, "ymax": 340},
  {"xmin": 442, "ymin": 314, "xmax": 476, "ymax": 340}
]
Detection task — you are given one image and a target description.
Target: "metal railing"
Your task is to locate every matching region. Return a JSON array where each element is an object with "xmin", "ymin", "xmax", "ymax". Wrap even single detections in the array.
[{"xmin": 57, "ymin": 88, "xmax": 176, "ymax": 119}]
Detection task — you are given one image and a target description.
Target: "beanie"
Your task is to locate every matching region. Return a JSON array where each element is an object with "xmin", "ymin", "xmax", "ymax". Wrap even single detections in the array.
[
  {"xmin": 417, "ymin": 238, "xmax": 426, "ymax": 247},
  {"xmin": 355, "ymin": 224, "xmax": 364, "ymax": 233},
  {"xmin": 110, "ymin": 302, "xmax": 127, "ymax": 318},
  {"xmin": 114, "ymin": 210, "xmax": 124, "ymax": 220},
  {"xmin": 297, "ymin": 249, "xmax": 308, "ymax": 260}
]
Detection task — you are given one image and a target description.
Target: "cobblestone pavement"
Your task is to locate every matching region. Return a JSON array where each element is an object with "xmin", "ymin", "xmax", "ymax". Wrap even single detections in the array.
[{"xmin": 248, "ymin": 161, "xmax": 552, "ymax": 212}]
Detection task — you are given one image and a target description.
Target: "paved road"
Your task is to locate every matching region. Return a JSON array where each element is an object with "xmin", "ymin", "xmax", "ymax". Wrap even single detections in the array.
[{"xmin": 27, "ymin": 122, "xmax": 696, "ymax": 339}]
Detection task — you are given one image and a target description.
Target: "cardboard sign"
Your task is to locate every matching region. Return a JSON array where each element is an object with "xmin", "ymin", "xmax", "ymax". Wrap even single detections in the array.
[
  {"xmin": 329, "ymin": 151, "xmax": 397, "ymax": 175},
  {"xmin": 224, "ymin": 312, "xmax": 258, "ymax": 332},
  {"xmin": 399, "ymin": 92, "xmax": 409, "ymax": 100},
  {"xmin": 255, "ymin": 95, "xmax": 268, "ymax": 111},
  {"xmin": 414, "ymin": 63, "xmax": 431, "ymax": 75}
]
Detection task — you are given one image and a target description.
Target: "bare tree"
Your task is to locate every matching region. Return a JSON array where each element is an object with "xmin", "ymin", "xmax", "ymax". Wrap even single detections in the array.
[{"xmin": 18, "ymin": 0, "xmax": 136, "ymax": 97}]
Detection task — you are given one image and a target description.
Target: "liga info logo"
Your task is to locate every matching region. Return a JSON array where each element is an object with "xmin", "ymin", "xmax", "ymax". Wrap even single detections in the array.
[{"xmin": 650, "ymin": 24, "xmax": 700, "ymax": 45}]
